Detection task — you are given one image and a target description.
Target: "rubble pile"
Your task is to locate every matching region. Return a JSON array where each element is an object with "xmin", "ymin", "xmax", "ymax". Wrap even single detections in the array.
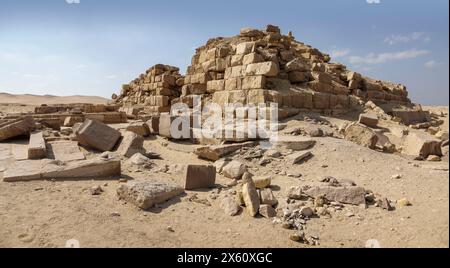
[
  {"xmin": 113, "ymin": 64, "xmax": 184, "ymax": 116},
  {"xmin": 113, "ymin": 25, "xmax": 413, "ymax": 121}
]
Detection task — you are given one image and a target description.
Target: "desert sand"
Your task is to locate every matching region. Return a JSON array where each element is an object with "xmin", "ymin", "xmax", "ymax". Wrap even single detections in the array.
[{"xmin": 0, "ymin": 99, "xmax": 448, "ymax": 248}]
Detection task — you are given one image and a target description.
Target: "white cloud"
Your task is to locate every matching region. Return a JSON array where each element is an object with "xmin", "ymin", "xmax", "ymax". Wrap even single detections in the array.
[
  {"xmin": 349, "ymin": 49, "xmax": 430, "ymax": 65},
  {"xmin": 105, "ymin": 75, "xmax": 117, "ymax": 79},
  {"xmin": 424, "ymin": 60, "xmax": 439, "ymax": 69},
  {"xmin": 367, "ymin": 0, "xmax": 381, "ymax": 4},
  {"xmin": 331, "ymin": 49, "xmax": 350, "ymax": 58},
  {"xmin": 384, "ymin": 32, "xmax": 431, "ymax": 45}
]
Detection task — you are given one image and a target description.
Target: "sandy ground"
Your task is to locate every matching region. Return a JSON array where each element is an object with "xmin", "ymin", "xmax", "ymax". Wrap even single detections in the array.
[
  {"xmin": 0, "ymin": 92, "xmax": 109, "ymax": 106},
  {"xmin": 0, "ymin": 105, "xmax": 448, "ymax": 248},
  {"xmin": 0, "ymin": 94, "xmax": 110, "ymax": 116}
]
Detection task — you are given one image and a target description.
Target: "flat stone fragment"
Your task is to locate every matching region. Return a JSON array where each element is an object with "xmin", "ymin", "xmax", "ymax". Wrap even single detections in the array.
[
  {"xmin": 117, "ymin": 180, "xmax": 184, "ymax": 210},
  {"xmin": 270, "ymin": 136, "xmax": 316, "ymax": 151},
  {"xmin": 0, "ymin": 116, "xmax": 35, "ymax": 142},
  {"xmin": 286, "ymin": 151, "xmax": 312, "ymax": 164},
  {"xmin": 76, "ymin": 119, "xmax": 121, "ymax": 152},
  {"xmin": 305, "ymin": 186, "xmax": 366, "ymax": 205},
  {"xmin": 184, "ymin": 165, "xmax": 216, "ymax": 190},
  {"xmin": 259, "ymin": 204, "xmax": 277, "ymax": 218},
  {"xmin": 3, "ymin": 157, "xmax": 121, "ymax": 182},
  {"xmin": 47, "ymin": 141, "xmax": 86, "ymax": 162},
  {"xmin": 28, "ymin": 132, "xmax": 47, "ymax": 160},
  {"xmin": 359, "ymin": 113, "xmax": 379, "ymax": 128},
  {"xmin": 195, "ymin": 142, "xmax": 254, "ymax": 161}
]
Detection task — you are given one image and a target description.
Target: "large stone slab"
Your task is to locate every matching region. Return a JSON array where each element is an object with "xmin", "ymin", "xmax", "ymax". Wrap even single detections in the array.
[
  {"xmin": 117, "ymin": 180, "xmax": 184, "ymax": 210},
  {"xmin": 47, "ymin": 141, "xmax": 86, "ymax": 162},
  {"xmin": 184, "ymin": 165, "xmax": 216, "ymax": 190},
  {"xmin": 305, "ymin": 186, "xmax": 366, "ymax": 205},
  {"xmin": 358, "ymin": 113, "xmax": 378, "ymax": 128},
  {"xmin": 116, "ymin": 131, "xmax": 145, "ymax": 157},
  {"xmin": 3, "ymin": 157, "xmax": 121, "ymax": 182},
  {"xmin": 27, "ymin": 132, "xmax": 47, "ymax": 160},
  {"xmin": 194, "ymin": 142, "xmax": 255, "ymax": 161},
  {"xmin": 270, "ymin": 136, "xmax": 316, "ymax": 151},
  {"xmin": 402, "ymin": 132, "xmax": 443, "ymax": 159},
  {"xmin": 0, "ymin": 116, "xmax": 35, "ymax": 142},
  {"xmin": 76, "ymin": 119, "xmax": 121, "ymax": 152},
  {"xmin": 344, "ymin": 123, "xmax": 379, "ymax": 149}
]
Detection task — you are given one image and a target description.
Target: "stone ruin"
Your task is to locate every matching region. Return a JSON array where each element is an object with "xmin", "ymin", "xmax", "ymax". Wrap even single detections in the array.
[
  {"xmin": 0, "ymin": 25, "xmax": 447, "ymax": 246},
  {"xmin": 113, "ymin": 64, "xmax": 184, "ymax": 118},
  {"xmin": 113, "ymin": 25, "xmax": 418, "ymax": 122}
]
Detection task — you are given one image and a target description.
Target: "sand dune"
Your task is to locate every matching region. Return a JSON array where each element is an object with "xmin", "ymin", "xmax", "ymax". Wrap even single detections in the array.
[{"xmin": 0, "ymin": 92, "xmax": 110, "ymax": 105}]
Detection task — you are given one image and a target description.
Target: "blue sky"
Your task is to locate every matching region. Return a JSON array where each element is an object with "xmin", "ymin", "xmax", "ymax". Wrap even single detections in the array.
[{"xmin": 0, "ymin": 0, "xmax": 448, "ymax": 105}]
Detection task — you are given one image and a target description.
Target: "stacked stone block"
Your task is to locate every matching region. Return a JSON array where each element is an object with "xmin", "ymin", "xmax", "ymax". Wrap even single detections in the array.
[{"xmin": 113, "ymin": 64, "xmax": 184, "ymax": 115}]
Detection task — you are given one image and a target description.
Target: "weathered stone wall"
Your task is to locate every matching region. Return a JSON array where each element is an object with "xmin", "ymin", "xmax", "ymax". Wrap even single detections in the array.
[
  {"xmin": 113, "ymin": 64, "xmax": 184, "ymax": 114},
  {"xmin": 113, "ymin": 25, "xmax": 411, "ymax": 116}
]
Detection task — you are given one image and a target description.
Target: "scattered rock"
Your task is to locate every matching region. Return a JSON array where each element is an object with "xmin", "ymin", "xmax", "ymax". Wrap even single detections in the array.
[
  {"xmin": 314, "ymin": 195, "xmax": 327, "ymax": 207},
  {"xmin": 214, "ymin": 159, "xmax": 230, "ymax": 173},
  {"xmin": 305, "ymin": 186, "xmax": 366, "ymax": 205},
  {"xmin": 402, "ymin": 132, "xmax": 443, "ymax": 159},
  {"xmin": 264, "ymin": 149, "xmax": 282, "ymax": 158},
  {"xmin": 287, "ymin": 186, "xmax": 307, "ymax": 200},
  {"xmin": 241, "ymin": 173, "xmax": 260, "ymax": 217},
  {"xmin": 358, "ymin": 113, "xmax": 378, "ymax": 128},
  {"xmin": 427, "ymin": 155, "xmax": 441, "ymax": 162},
  {"xmin": 304, "ymin": 125, "xmax": 324, "ymax": 137},
  {"xmin": 184, "ymin": 165, "xmax": 216, "ymax": 190},
  {"xmin": 252, "ymin": 176, "xmax": 271, "ymax": 189},
  {"xmin": 117, "ymin": 131, "xmax": 145, "ymax": 158},
  {"xmin": 396, "ymin": 198, "xmax": 412, "ymax": 208},
  {"xmin": 344, "ymin": 123, "xmax": 379, "ymax": 149},
  {"xmin": 378, "ymin": 198, "xmax": 394, "ymax": 211},
  {"xmin": 286, "ymin": 151, "xmax": 312, "ymax": 164},
  {"xmin": 129, "ymin": 153, "xmax": 151, "ymax": 166},
  {"xmin": 220, "ymin": 196, "xmax": 241, "ymax": 216},
  {"xmin": 300, "ymin": 206, "xmax": 315, "ymax": 217},
  {"xmin": 259, "ymin": 188, "xmax": 278, "ymax": 206},
  {"xmin": 116, "ymin": 180, "xmax": 184, "ymax": 210},
  {"xmin": 90, "ymin": 185, "xmax": 103, "ymax": 195},
  {"xmin": 222, "ymin": 160, "xmax": 247, "ymax": 180},
  {"xmin": 270, "ymin": 136, "xmax": 316, "ymax": 151},
  {"xmin": 126, "ymin": 121, "xmax": 150, "ymax": 137},
  {"xmin": 195, "ymin": 142, "xmax": 254, "ymax": 161},
  {"xmin": 259, "ymin": 204, "xmax": 277, "ymax": 218},
  {"xmin": 391, "ymin": 174, "xmax": 402, "ymax": 180}
]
